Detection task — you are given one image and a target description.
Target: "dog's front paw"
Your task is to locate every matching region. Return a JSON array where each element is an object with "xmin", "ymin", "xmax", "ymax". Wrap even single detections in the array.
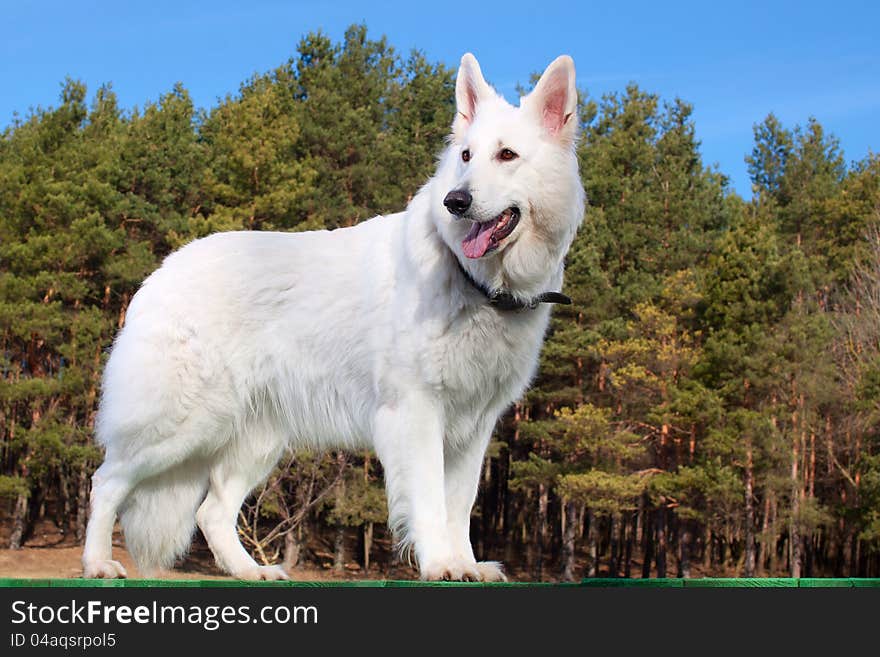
[
  {"xmin": 234, "ymin": 565, "xmax": 290, "ymax": 581},
  {"xmin": 419, "ymin": 558, "xmax": 484, "ymax": 582},
  {"xmin": 83, "ymin": 559, "xmax": 128, "ymax": 579}
]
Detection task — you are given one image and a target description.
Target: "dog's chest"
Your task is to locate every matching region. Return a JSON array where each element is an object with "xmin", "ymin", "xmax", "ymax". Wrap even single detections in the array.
[{"xmin": 426, "ymin": 307, "xmax": 548, "ymax": 415}]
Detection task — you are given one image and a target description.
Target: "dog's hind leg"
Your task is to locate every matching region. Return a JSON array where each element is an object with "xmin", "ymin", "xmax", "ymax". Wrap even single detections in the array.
[
  {"xmin": 82, "ymin": 461, "xmax": 134, "ymax": 578},
  {"xmin": 196, "ymin": 434, "xmax": 287, "ymax": 581},
  {"xmin": 82, "ymin": 434, "xmax": 214, "ymax": 579}
]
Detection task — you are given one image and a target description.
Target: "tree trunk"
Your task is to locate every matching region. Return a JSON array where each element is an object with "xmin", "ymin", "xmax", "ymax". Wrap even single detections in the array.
[
  {"xmin": 848, "ymin": 531, "xmax": 858, "ymax": 577},
  {"xmin": 768, "ymin": 493, "xmax": 778, "ymax": 575},
  {"xmin": 587, "ymin": 510, "xmax": 598, "ymax": 578},
  {"xmin": 363, "ymin": 522, "xmax": 373, "ymax": 572},
  {"xmin": 333, "ymin": 525, "xmax": 345, "ymax": 573},
  {"xmin": 758, "ymin": 491, "xmax": 771, "ymax": 575},
  {"xmin": 560, "ymin": 501, "xmax": 578, "ymax": 582},
  {"xmin": 75, "ymin": 465, "xmax": 90, "ymax": 544},
  {"xmin": 636, "ymin": 493, "xmax": 644, "ymax": 544},
  {"xmin": 533, "ymin": 483, "xmax": 549, "ymax": 581},
  {"xmin": 809, "ymin": 432, "xmax": 816, "ymax": 499},
  {"xmin": 804, "ymin": 535, "xmax": 813, "ymax": 577},
  {"xmin": 9, "ymin": 492, "xmax": 29, "ymax": 549},
  {"xmin": 609, "ymin": 512, "xmax": 621, "ymax": 577},
  {"xmin": 655, "ymin": 507, "xmax": 667, "ymax": 578},
  {"xmin": 9, "ymin": 449, "xmax": 31, "ymax": 550},
  {"xmin": 744, "ymin": 438, "xmax": 756, "ymax": 577},
  {"xmin": 703, "ymin": 524, "xmax": 712, "ymax": 571},
  {"xmin": 283, "ymin": 528, "xmax": 302, "ymax": 570},
  {"xmin": 623, "ymin": 512, "xmax": 633, "ymax": 578},
  {"xmin": 642, "ymin": 508, "xmax": 654, "ymax": 578},
  {"xmin": 678, "ymin": 521, "xmax": 692, "ymax": 579},
  {"xmin": 788, "ymin": 395, "xmax": 802, "ymax": 578},
  {"xmin": 58, "ymin": 469, "xmax": 71, "ymax": 533},
  {"xmin": 478, "ymin": 457, "xmax": 493, "ymax": 560},
  {"xmin": 790, "ymin": 447, "xmax": 802, "ymax": 577}
]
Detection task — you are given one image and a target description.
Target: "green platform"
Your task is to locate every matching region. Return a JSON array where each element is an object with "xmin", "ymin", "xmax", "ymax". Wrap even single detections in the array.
[{"xmin": 2, "ymin": 578, "xmax": 880, "ymax": 588}]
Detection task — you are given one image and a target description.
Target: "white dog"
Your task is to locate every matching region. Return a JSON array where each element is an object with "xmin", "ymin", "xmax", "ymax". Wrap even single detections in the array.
[{"xmin": 82, "ymin": 53, "xmax": 585, "ymax": 581}]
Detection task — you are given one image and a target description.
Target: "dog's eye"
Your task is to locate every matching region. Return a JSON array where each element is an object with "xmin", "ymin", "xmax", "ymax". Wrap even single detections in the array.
[
  {"xmin": 499, "ymin": 148, "xmax": 519, "ymax": 162},
  {"xmin": 461, "ymin": 149, "xmax": 471, "ymax": 163}
]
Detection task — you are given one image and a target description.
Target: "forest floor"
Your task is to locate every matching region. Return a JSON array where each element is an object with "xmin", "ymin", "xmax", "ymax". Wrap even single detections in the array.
[
  {"xmin": 0, "ymin": 539, "xmax": 579, "ymax": 582},
  {"xmin": 0, "ymin": 520, "xmax": 423, "ymax": 581},
  {"xmin": 0, "ymin": 519, "xmax": 724, "ymax": 582},
  {"xmin": 0, "ymin": 543, "xmax": 423, "ymax": 581}
]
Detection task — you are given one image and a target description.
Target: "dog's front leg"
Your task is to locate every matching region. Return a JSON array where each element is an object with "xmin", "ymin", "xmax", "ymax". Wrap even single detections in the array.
[
  {"xmin": 444, "ymin": 421, "xmax": 507, "ymax": 582},
  {"xmin": 373, "ymin": 397, "xmax": 469, "ymax": 580}
]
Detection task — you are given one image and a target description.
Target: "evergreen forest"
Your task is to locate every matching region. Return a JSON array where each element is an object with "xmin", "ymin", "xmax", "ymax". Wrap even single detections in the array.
[{"xmin": 2, "ymin": 26, "xmax": 879, "ymax": 579}]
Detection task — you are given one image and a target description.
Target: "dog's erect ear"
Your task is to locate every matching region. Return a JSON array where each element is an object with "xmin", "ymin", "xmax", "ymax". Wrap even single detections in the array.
[
  {"xmin": 524, "ymin": 55, "xmax": 578, "ymax": 143},
  {"xmin": 453, "ymin": 53, "xmax": 493, "ymax": 140}
]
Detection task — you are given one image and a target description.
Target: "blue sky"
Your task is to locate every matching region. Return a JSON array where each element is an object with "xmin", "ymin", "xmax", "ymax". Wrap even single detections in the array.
[{"xmin": 2, "ymin": 0, "xmax": 877, "ymax": 197}]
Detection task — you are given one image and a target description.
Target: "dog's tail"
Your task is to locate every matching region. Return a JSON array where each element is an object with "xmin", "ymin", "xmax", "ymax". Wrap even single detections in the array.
[{"xmin": 118, "ymin": 461, "xmax": 208, "ymax": 576}]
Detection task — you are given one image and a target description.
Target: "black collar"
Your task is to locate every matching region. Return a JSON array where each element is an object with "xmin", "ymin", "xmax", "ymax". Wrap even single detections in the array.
[{"xmin": 455, "ymin": 258, "xmax": 572, "ymax": 311}]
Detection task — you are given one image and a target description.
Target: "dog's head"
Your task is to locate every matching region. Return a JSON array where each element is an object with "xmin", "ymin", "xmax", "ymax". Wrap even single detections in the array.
[{"xmin": 432, "ymin": 53, "xmax": 585, "ymax": 293}]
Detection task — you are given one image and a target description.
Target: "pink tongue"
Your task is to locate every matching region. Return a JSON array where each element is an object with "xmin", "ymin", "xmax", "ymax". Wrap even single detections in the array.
[{"xmin": 462, "ymin": 221, "xmax": 496, "ymax": 259}]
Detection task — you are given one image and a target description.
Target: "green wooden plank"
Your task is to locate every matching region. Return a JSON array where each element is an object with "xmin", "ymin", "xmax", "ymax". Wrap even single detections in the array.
[
  {"xmin": 580, "ymin": 578, "xmax": 684, "ymax": 587},
  {"xmin": 383, "ymin": 580, "xmax": 578, "ymax": 587},
  {"xmin": 0, "ymin": 578, "xmax": 375, "ymax": 588},
  {"xmin": 684, "ymin": 578, "xmax": 797, "ymax": 587},
  {"xmin": 798, "ymin": 578, "xmax": 854, "ymax": 588}
]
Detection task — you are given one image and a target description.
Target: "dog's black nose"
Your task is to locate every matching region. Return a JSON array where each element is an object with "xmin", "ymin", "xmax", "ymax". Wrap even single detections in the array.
[{"xmin": 443, "ymin": 189, "xmax": 472, "ymax": 216}]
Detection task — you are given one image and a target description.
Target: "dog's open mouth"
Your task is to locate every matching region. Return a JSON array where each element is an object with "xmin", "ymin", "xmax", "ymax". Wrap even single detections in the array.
[{"xmin": 461, "ymin": 207, "xmax": 520, "ymax": 259}]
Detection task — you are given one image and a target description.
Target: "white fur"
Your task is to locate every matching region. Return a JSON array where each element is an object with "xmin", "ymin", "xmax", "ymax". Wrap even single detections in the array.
[{"xmin": 82, "ymin": 53, "xmax": 585, "ymax": 582}]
